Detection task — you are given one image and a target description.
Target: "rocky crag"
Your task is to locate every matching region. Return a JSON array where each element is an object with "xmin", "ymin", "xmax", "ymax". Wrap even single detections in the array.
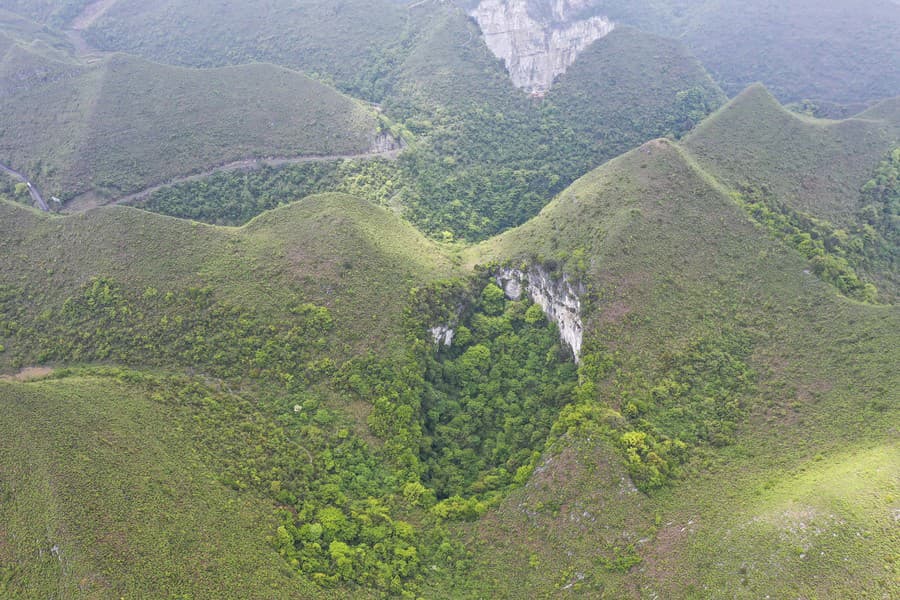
[{"xmin": 470, "ymin": 0, "xmax": 613, "ymax": 95}]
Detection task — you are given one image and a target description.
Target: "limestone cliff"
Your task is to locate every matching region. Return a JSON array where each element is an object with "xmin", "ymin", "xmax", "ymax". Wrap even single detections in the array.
[
  {"xmin": 470, "ymin": 0, "xmax": 614, "ymax": 95},
  {"xmin": 495, "ymin": 266, "xmax": 584, "ymax": 361}
]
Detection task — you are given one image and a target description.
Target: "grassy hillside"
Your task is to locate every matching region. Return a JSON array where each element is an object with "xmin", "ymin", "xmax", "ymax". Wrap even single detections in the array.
[
  {"xmin": 684, "ymin": 86, "xmax": 900, "ymax": 219},
  {"xmin": 1, "ymin": 105, "xmax": 898, "ymax": 597},
  {"xmin": 83, "ymin": 11, "xmax": 725, "ymax": 240},
  {"xmin": 48, "ymin": 0, "xmax": 724, "ymax": 239},
  {"xmin": 0, "ymin": 193, "xmax": 455, "ymax": 355},
  {"xmin": 0, "ymin": 32, "xmax": 381, "ymax": 205},
  {"xmin": 548, "ymin": 26, "xmax": 725, "ymax": 147},
  {"xmin": 381, "ymin": 12, "xmax": 725, "ymax": 239},
  {"xmin": 548, "ymin": 0, "xmax": 900, "ymax": 105},
  {"xmin": 0, "ymin": 374, "xmax": 333, "ymax": 599},
  {"xmin": 0, "ymin": 5, "xmax": 896, "ymax": 596},
  {"xmin": 80, "ymin": 0, "xmax": 408, "ymax": 98},
  {"xmin": 682, "ymin": 85, "xmax": 900, "ymax": 300},
  {"xmin": 456, "ymin": 136, "xmax": 899, "ymax": 597}
]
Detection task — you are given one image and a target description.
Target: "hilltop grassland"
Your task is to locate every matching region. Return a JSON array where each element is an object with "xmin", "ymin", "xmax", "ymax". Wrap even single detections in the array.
[
  {"xmin": 39, "ymin": 0, "xmax": 725, "ymax": 240},
  {"xmin": 95, "ymin": 16, "xmax": 727, "ymax": 241},
  {"xmin": 0, "ymin": 1, "xmax": 895, "ymax": 598},
  {"xmin": 2, "ymin": 88, "xmax": 897, "ymax": 598},
  {"xmin": 0, "ymin": 193, "xmax": 456, "ymax": 357},
  {"xmin": 683, "ymin": 84, "xmax": 900, "ymax": 225},
  {"xmin": 377, "ymin": 11, "xmax": 727, "ymax": 239},
  {"xmin": 455, "ymin": 136, "xmax": 899, "ymax": 597},
  {"xmin": 682, "ymin": 85, "xmax": 900, "ymax": 301},
  {"xmin": 0, "ymin": 374, "xmax": 342, "ymax": 599},
  {"xmin": 0, "ymin": 32, "xmax": 381, "ymax": 205}
]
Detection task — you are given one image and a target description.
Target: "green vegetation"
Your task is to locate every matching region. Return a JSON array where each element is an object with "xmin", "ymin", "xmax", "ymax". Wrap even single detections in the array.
[
  {"xmin": 47, "ymin": 1, "xmax": 724, "ymax": 239},
  {"xmin": 0, "ymin": 374, "xmax": 322, "ymax": 599},
  {"xmin": 733, "ymin": 184, "xmax": 893, "ymax": 302},
  {"xmin": 387, "ymin": 19, "xmax": 724, "ymax": 239},
  {"xmin": 129, "ymin": 24, "xmax": 724, "ymax": 239},
  {"xmin": 568, "ymin": 0, "xmax": 900, "ymax": 104},
  {"xmin": 411, "ymin": 278, "xmax": 578, "ymax": 498},
  {"xmin": 0, "ymin": 277, "xmax": 335, "ymax": 380},
  {"xmin": 455, "ymin": 127, "xmax": 898, "ymax": 598},
  {"xmin": 684, "ymin": 84, "xmax": 900, "ymax": 226},
  {"xmin": 135, "ymin": 159, "xmax": 402, "ymax": 225},
  {"xmin": 860, "ymin": 147, "xmax": 900, "ymax": 273},
  {"xmin": 0, "ymin": 30, "xmax": 380, "ymax": 204},
  {"xmin": 79, "ymin": 0, "xmax": 408, "ymax": 98},
  {"xmin": 0, "ymin": 0, "xmax": 897, "ymax": 594}
]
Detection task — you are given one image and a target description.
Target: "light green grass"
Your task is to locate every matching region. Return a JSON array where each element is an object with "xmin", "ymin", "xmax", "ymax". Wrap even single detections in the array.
[
  {"xmin": 683, "ymin": 84, "xmax": 900, "ymax": 225},
  {"xmin": 0, "ymin": 375, "xmax": 337, "ymax": 599},
  {"xmin": 0, "ymin": 81, "xmax": 897, "ymax": 598},
  {"xmin": 454, "ymin": 123, "xmax": 898, "ymax": 597},
  {"xmin": 0, "ymin": 30, "xmax": 380, "ymax": 203},
  {"xmin": 0, "ymin": 192, "xmax": 457, "ymax": 363}
]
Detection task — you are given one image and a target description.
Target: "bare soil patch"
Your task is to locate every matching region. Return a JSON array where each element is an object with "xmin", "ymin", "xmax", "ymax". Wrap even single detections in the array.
[{"xmin": 1, "ymin": 367, "xmax": 54, "ymax": 382}]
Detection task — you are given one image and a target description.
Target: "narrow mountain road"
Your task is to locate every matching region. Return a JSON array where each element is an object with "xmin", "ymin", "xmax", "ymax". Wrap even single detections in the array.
[
  {"xmin": 106, "ymin": 149, "xmax": 403, "ymax": 207},
  {"xmin": 0, "ymin": 162, "xmax": 49, "ymax": 211}
]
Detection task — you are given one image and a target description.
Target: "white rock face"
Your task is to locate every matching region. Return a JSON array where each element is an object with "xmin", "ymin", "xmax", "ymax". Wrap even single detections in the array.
[
  {"xmin": 496, "ymin": 266, "xmax": 584, "ymax": 361},
  {"xmin": 471, "ymin": 0, "xmax": 614, "ymax": 94},
  {"xmin": 430, "ymin": 325, "xmax": 455, "ymax": 347}
]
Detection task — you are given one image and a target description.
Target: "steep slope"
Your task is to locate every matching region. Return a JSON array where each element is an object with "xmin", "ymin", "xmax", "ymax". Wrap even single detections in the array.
[
  {"xmin": 464, "ymin": 0, "xmax": 900, "ymax": 105},
  {"xmin": 0, "ymin": 193, "xmax": 455, "ymax": 357},
  {"xmin": 0, "ymin": 31, "xmax": 383, "ymax": 206},
  {"xmin": 1, "ymin": 92, "xmax": 898, "ymax": 598},
  {"xmin": 385, "ymin": 6, "xmax": 724, "ymax": 238},
  {"xmin": 683, "ymin": 84, "xmax": 900, "ymax": 224},
  {"xmin": 75, "ymin": 0, "xmax": 407, "ymax": 98},
  {"xmin": 470, "ymin": 0, "xmax": 615, "ymax": 94},
  {"xmin": 0, "ymin": 374, "xmax": 332, "ymax": 599},
  {"xmin": 41, "ymin": 0, "xmax": 725, "ymax": 239},
  {"xmin": 680, "ymin": 85, "xmax": 900, "ymax": 300},
  {"xmin": 453, "ymin": 136, "xmax": 899, "ymax": 597}
]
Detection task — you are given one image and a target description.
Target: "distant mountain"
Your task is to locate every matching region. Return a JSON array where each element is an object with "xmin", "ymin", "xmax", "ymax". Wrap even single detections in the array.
[
  {"xmin": 465, "ymin": 0, "xmax": 900, "ymax": 104},
  {"xmin": 0, "ymin": 17, "xmax": 383, "ymax": 205}
]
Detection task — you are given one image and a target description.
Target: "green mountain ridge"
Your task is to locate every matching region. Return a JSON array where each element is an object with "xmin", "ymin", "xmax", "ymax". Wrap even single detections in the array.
[
  {"xmin": 0, "ymin": 1, "xmax": 897, "ymax": 597},
  {"xmin": 1, "ymin": 82, "xmax": 897, "ymax": 597},
  {"xmin": 0, "ymin": 18, "xmax": 382, "ymax": 206}
]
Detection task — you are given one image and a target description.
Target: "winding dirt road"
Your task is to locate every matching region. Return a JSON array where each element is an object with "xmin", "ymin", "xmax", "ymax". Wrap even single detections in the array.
[
  {"xmin": 0, "ymin": 162, "xmax": 49, "ymax": 211},
  {"xmin": 105, "ymin": 149, "xmax": 403, "ymax": 207}
]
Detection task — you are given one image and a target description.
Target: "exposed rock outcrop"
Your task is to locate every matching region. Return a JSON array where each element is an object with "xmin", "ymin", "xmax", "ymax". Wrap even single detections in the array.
[
  {"xmin": 370, "ymin": 131, "xmax": 405, "ymax": 153},
  {"xmin": 430, "ymin": 325, "xmax": 455, "ymax": 347},
  {"xmin": 471, "ymin": 0, "xmax": 614, "ymax": 95},
  {"xmin": 495, "ymin": 265, "xmax": 584, "ymax": 361}
]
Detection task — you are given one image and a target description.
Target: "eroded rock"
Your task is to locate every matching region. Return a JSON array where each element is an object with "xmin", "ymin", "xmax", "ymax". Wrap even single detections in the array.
[{"xmin": 471, "ymin": 0, "xmax": 614, "ymax": 95}]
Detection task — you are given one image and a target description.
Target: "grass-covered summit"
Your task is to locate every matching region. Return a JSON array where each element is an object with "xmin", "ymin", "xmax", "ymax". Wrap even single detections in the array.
[
  {"xmin": 0, "ymin": 15, "xmax": 384, "ymax": 206},
  {"xmin": 1, "ymin": 82, "xmax": 898, "ymax": 598}
]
